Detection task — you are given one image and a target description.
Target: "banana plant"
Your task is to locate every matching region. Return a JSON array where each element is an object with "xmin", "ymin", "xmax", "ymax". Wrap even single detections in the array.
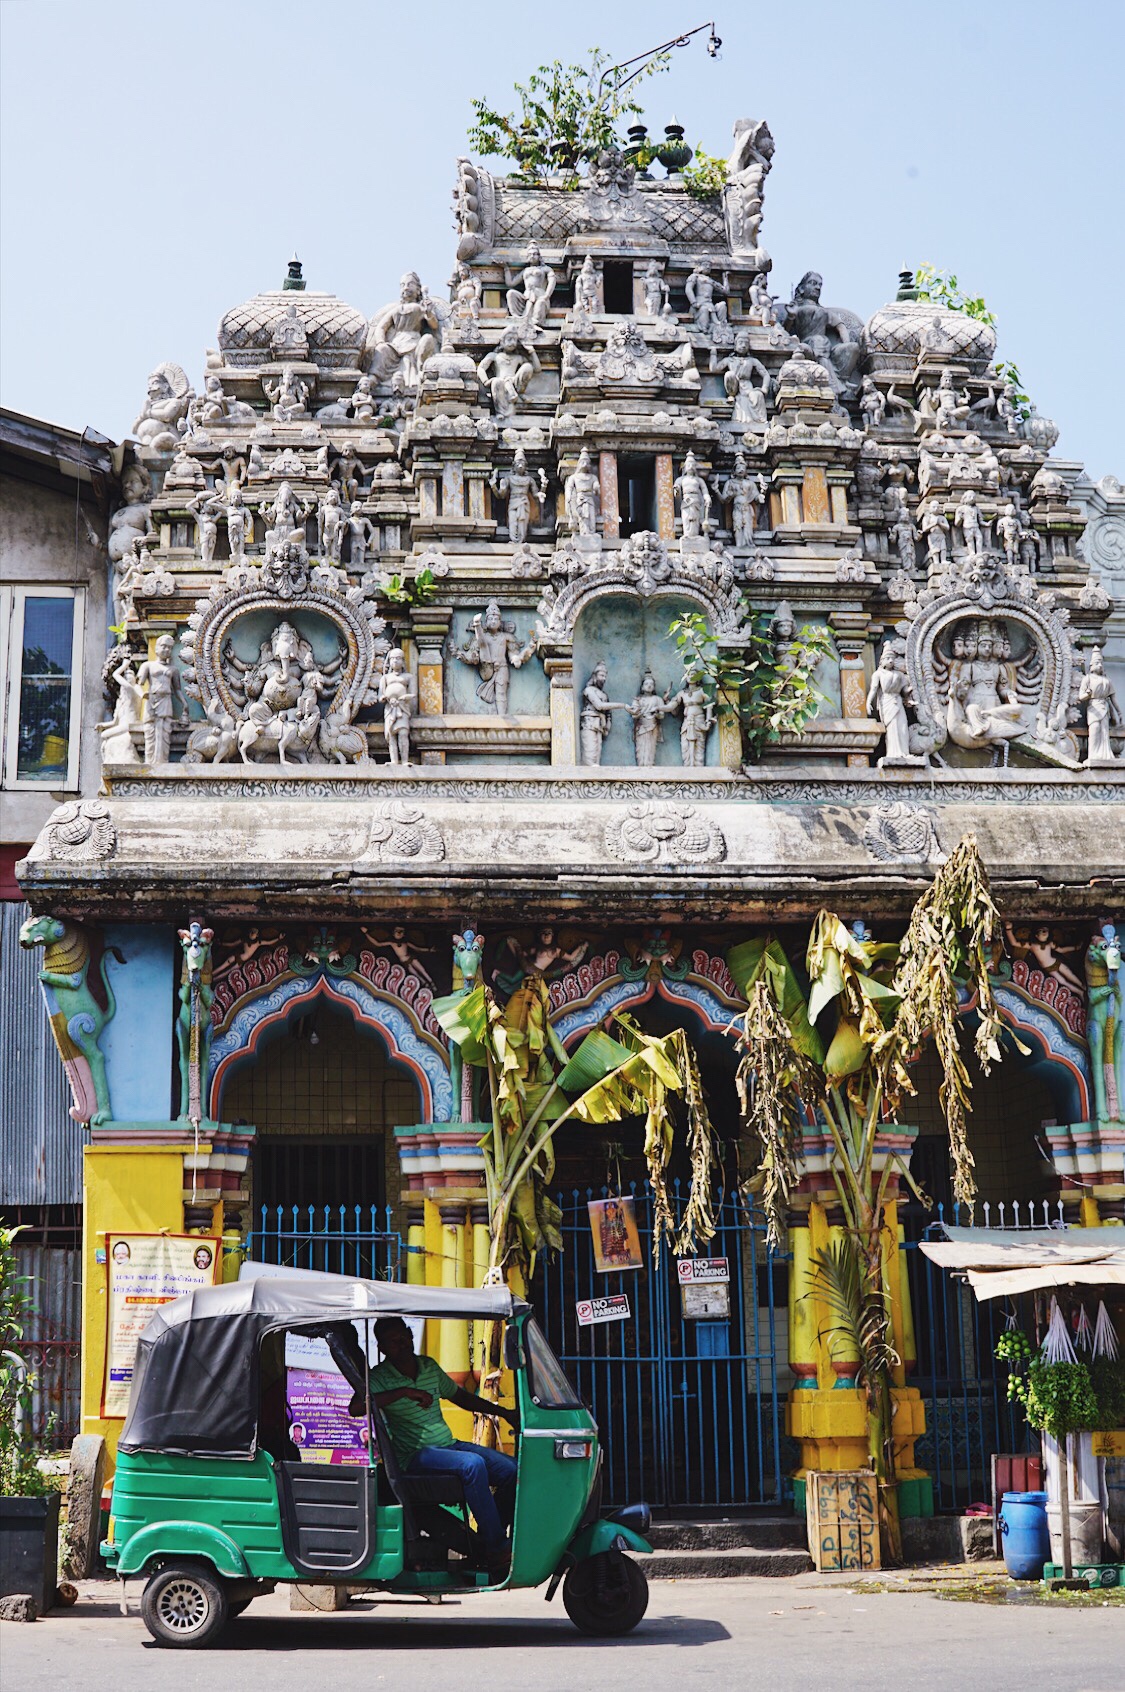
[{"xmin": 728, "ymin": 835, "xmax": 1009, "ymax": 1563}]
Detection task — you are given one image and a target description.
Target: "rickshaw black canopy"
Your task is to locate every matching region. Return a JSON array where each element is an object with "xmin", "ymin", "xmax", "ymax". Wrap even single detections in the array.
[{"xmin": 118, "ymin": 1275, "xmax": 524, "ymax": 1460}]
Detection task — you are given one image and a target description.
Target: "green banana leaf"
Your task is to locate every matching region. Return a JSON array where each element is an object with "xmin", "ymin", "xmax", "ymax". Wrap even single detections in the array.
[
  {"xmin": 556, "ymin": 1029, "xmax": 635, "ymax": 1093},
  {"xmin": 431, "ymin": 984, "xmax": 490, "ymax": 1064},
  {"xmin": 727, "ymin": 937, "xmax": 825, "ymax": 1063}
]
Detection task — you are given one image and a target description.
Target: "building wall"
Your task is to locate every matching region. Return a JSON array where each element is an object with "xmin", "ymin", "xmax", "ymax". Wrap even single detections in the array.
[{"xmin": 0, "ymin": 901, "xmax": 84, "ymax": 1205}]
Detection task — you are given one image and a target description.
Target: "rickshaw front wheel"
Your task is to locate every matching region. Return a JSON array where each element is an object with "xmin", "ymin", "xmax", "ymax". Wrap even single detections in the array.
[
  {"xmin": 141, "ymin": 1563, "xmax": 230, "ymax": 1648},
  {"xmin": 562, "ymin": 1551, "xmax": 649, "ymax": 1636}
]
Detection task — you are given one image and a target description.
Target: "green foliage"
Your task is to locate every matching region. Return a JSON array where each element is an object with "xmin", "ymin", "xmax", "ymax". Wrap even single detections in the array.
[
  {"xmin": 1090, "ymin": 1356, "xmax": 1125, "ymax": 1429},
  {"xmin": 682, "ymin": 147, "xmax": 728, "ymax": 199},
  {"xmin": 995, "ymin": 359, "xmax": 1033, "ymax": 420},
  {"xmin": 668, "ymin": 607, "xmax": 832, "ymax": 763},
  {"xmin": 809, "ymin": 1235, "xmax": 898, "ymax": 1389},
  {"xmin": 468, "ymin": 48, "xmax": 670, "ymax": 186},
  {"xmin": 997, "ymin": 1329, "xmax": 1125, "ymax": 1436},
  {"xmin": 1, "ymin": 1225, "xmax": 58, "ymax": 1497},
  {"xmin": 379, "ymin": 566, "xmax": 435, "ymax": 607},
  {"xmin": 914, "ymin": 264, "xmax": 997, "ymax": 327}
]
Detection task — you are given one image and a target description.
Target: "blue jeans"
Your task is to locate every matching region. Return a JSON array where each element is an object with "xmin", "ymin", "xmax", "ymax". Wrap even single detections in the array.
[{"xmin": 407, "ymin": 1440, "xmax": 517, "ymax": 1550}]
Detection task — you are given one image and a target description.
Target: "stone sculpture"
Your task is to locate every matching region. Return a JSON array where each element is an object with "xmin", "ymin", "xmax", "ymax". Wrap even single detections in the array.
[
  {"xmin": 18, "ymin": 915, "xmax": 121, "ymax": 1126},
  {"xmin": 641, "ymin": 260, "xmax": 669, "ymax": 318},
  {"xmin": 367, "ymin": 272, "xmax": 441, "ymax": 389},
  {"xmin": 579, "ymin": 661, "xmax": 621, "ymax": 765},
  {"xmin": 625, "ymin": 672, "xmax": 673, "ymax": 766},
  {"xmin": 716, "ymin": 453, "xmax": 767, "ymax": 547},
  {"xmin": 107, "ymin": 462, "xmax": 154, "ymax": 571},
  {"xmin": 725, "ymin": 118, "xmax": 774, "ymax": 255},
  {"xmin": 666, "ymin": 662, "xmax": 715, "ymax": 766},
  {"xmin": 920, "ymin": 505, "xmax": 951, "ymax": 569},
  {"xmin": 686, "ymin": 264, "xmax": 730, "ymax": 342},
  {"xmin": 225, "ymin": 484, "xmax": 253, "ymax": 565},
  {"xmin": 183, "ymin": 694, "xmax": 238, "ymax": 765},
  {"xmin": 953, "ymin": 490, "xmax": 985, "ymax": 557},
  {"xmin": 674, "ymin": 452, "xmax": 713, "ymax": 540},
  {"xmin": 1085, "ymin": 924, "xmax": 1124, "ymax": 1124},
  {"xmin": 1079, "ymin": 647, "xmax": 1121, "ymax": 765},
  {"xmin": 96, "ymin": 655, "xmax": 144, "ymax": 765},
  {"xmin": 379, "ymin": 648, "xmax": 416, "ymax": 766},
  {"xmin": 451, "ymin": 600, "xmax": 537, "ymax": 714},
  {"xmin": 263, "ymin": 365, "xmax": 310, "ymax": 421},
  {"xmin": 188, "ymin": 491, "xmax": 222, "ymax": 565},
  {"xmin": 777, "ymin": 271, "xmax": 863, "ymax": 396},
  {"xmin": 491, "ymin": 449, "xmax": 548, "ymax": 543},
  {"xmin": 996, "ymin": 503, "xmax": 1023, "ymax": 571},
  {"xmin": 137, "ymin": 634, "xmax": 186, "ymax": 766},
  {"xmin": 564, "ymin": 448, "xmax": 600, "ymax": 537},
  {"xmin": 573, "ymin": 255, "xmax": 600, "ymax": 320},
  {"xmin": 346, "ymin": 503, "xmax": 376, "ymax": 569},
  {"xmin": 859, "ymin": 376, "xmax": 886, "ymax": 429},
  {"xmin": 318, "ymin": 486, "xmax": 346, "ymax": 563},
  {"xmin": 505, "ymin": 243, "xmax": 555, "ymax": 339},
  {"xmin": 450, "ymin": 263, "xmax": 483, "ymax": 338},
  {"xmin": 867, "ymin": 640, "xmax": 924, "ymax": 768},
  {"xmin": 478, "ymin": 329, "xmax": 541, "ymax": 418},
  {"xmin": 748, "ymin": 272, "xmax": 776, "ymax": 326},
  {"xmin": 132, "ymin": 363, "xmax": 193, "ymax": 452},
  {"xmin": 176, "ymin": 921, "xmax": 215, "ymax": 1122},
  {"xmin": 711, "ymin": 334, "xmax": 771, "ymax": 428}
]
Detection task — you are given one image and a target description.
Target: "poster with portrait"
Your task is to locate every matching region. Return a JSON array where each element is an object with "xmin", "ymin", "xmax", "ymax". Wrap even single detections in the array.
[
  {"xmin": 587, "ymin": 1196, "xmax": 644, "ymax": 1273},
  {"xmin": 103, "ymin": 1233, "xmax": 220, "ymax": 1417}
]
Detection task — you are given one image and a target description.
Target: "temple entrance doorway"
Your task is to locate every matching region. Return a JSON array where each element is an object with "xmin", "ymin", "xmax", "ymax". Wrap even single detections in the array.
[{"xmin": 221, "ymin": 1002, "xmax": 419, "ymax": 1278}]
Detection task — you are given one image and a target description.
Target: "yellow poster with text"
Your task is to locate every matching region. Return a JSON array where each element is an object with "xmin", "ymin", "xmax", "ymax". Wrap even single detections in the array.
[{"xmin": 103, "ymin": 1233, "xmax": 220, "ymax": 1418}]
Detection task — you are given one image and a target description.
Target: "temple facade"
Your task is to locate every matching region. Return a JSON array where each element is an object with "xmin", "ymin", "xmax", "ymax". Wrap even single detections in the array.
[{"xmin": 11, "ymin": 116, "xmax": 1125, "ymax": 1518}]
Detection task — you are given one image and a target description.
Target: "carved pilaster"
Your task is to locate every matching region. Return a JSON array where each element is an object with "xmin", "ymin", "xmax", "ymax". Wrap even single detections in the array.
[
  {"xmin": 655, "ymin": 453, "xmax": 675, "ymax": 540},
  {"xmin": 543, "ymin": 653, "xmax": 576, "ymax": 765},
  {"xmin": 830, "ymin": 610, "xmax": 872, "ymax": 769},
  {"xmin": 410, "ymin": 605, "xmax": 453, "ymax": 766},
  {"xmin": 598, "ymin": 451, "xmax": 620, "ymax": 541}
]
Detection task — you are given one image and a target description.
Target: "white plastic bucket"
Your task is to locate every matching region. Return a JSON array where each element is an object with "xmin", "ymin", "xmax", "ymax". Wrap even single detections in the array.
[{"xmin": 1046, "ymin": 1500, "xmax": 1103, "ymax": 1566}]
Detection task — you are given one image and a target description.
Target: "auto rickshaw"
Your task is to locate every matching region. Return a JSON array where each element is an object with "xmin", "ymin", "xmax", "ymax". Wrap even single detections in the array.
[{"xmin": 102, "ymin": 1271, "xmax": 653, "ymax": 1647}]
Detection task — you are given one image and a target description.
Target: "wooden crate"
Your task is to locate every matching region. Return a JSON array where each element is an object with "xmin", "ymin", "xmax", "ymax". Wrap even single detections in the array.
[{"xmin": 806, "ymin": 1470, "xmax": 880, "ymax": 1571}]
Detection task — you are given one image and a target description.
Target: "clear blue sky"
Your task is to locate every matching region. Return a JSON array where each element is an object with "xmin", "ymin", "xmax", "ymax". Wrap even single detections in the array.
[{"xmin": 2, "ymin": 0, "xmax": 1122, "ymax": 476}]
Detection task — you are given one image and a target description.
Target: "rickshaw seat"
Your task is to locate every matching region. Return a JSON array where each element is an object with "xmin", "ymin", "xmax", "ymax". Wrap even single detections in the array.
[{"xmin": 371, "ymin": 1405, "xmax": 473, "ymax": 1564}]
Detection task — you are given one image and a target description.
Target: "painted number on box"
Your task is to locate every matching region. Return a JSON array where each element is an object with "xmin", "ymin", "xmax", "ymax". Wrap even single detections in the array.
[
  {"xmin": 676, "ymin": 1257, "xmax": 730, "ymax": 1284},
  {"xmin": 576, "ymin": 1294, "xmax": 631, "ymax": 1326}
]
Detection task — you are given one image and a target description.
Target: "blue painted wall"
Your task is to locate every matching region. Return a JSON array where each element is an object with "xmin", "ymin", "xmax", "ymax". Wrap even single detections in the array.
[{"xmin": 100, "ymin": 925, "xmax": 176, "ymax": 1122}]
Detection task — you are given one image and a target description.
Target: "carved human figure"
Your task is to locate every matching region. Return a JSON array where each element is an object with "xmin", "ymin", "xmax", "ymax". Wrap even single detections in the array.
[
  {"xmin": 491, "ymin": 448, "xmax": 548, "ymax": 543},
  {"xmin": 450, "ymin": 263, "xmax": 483, "ymax": 335},
  {"xmin": 188, "ymin": 491, "xmax": 222, "ymax": 564},
  {"xmin": 263, "ymin": 481, "xmax": 313, "ymax": 553},
  {"xmin": 224, "ymin": 484, "xmax": 253, "ymax": 566},
  {"xmin": 1085, "ymin": 924, "xmax": 1125, "ymax": 1123},
  {"xmin": 451, "ymin": 600, "xmax": 537, "ymax": 714},
  {"xmin": 378, "ymin": 647, "xmax": 416, "ymax": 766},
  {"xmin": 946, "ymin": 623, "xmax": 1025, "ymax": 753},
  {"xmin": 263, "ymin": 365, "xmax": 310, "ymax": 421},
  {"xmin": 137, "ymin": 634, "xmax": 186, "ymax": 765},
  {"xmin": 748, "ymin": 272, "xmax": 776, "ymax": 326},
  {"xmin": 132, "ymin": 364, "xmax": 193, "ymax": 452},
  {"xmin": 346, "ymin": 502, "xmax": 375, "ymax": 569},
  {"xmin": 685, "ymin": 264, "xmax": 729, "ymax": 339},
  {"xmin": 367, "ymin": 272, "xmax": 441, "ymax": 389},
  {"xmin": 717, "ymin": 451, "xmax": 767, "ymax": 547},
  {"xmin": 184, "ymin": 693, "xmax": 237, "ymax": 765},
  {"xmin": 996, "ymin": 502, "xmax": 1022, "ymax": 571},
  {"xmin": 318, "ymin": 485, "xmax": 346, "ymax": 562},
  {"xmin": 1079, "ymin": 647, "xmax": 1121, "ymax": 765},
  {"xmin": 277, "ymin": 682, "xmax": 323, "ymax": 766},
  {"xmin": 920, "ymin": 504, "xmax": 951, "ymax": 569},
  {"xmin": 711, "ymin": 332, "xmax": 771, "ymax": 428},
  {"xmin": 859, "ymin": 375, "xmax": 886, "ymax": 430},
  {"xmin": 579, "ymin": 661, "xmax": 621, "ymax": 765},
  {"xmin": 477, "ymin": 328, "xmax": 541, "ymax": 418},
  {"xmin": 779, "ymin": 271, "xmax": 862, "ymax": 394},
  {"xmin": 891, "ymin": 504, "xmax": 919, "ymax": 572},
  {"xmin": 96, "ymin": 656, "xmax": 144, "ymax": 764},
  {"xmin": 674, "ymin": 451, "xmax": 713, "ymax": 539},
  {"xmin": 923, "ymin": 369, "xmax": 971, "ymax": 434},
  {"xmin": 642, "ymin": 260, "xmax": 669, "ymax": 318},
  {"xmin": 953, "ymin": 490, "xmax": 985, "ymax": 556},
  {"xmin": 625, "ymin": 671, "xmax": 672, "ymax": 766},
  {"xmin": 564, "ymin": 448, "xmax": 600, "ymax": 537},
  {"xmin": 666, "ymin": 662, "xmax": 714, "ymax": 767},
  {"xmin": 573, "ymin": 255, "xmax": 600, "ymax": 319},
  {"xmin": 505, "ymin": 242, "xmax": 556, "ymax": 337},
  {"xmin": 867, "ymin": 640, "xmax": 921, "ymax": 767}
]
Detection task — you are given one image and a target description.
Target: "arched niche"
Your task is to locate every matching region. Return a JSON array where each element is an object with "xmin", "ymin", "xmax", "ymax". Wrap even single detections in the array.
[{"xmin": 573, "ymin": 592, "xmax": 719, "ymax": 766}]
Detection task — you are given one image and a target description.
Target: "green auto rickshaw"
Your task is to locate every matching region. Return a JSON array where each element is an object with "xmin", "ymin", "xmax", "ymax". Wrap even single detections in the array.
[{"xmin": 103, "ymin": 1271, "xmax": 653, "ymax": 1647}]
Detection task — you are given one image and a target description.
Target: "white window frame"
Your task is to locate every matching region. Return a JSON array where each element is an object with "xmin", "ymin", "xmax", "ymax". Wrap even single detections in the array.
[{"xmin": 1, "ymin": 585, "xmax": 86, "ymax": 792}]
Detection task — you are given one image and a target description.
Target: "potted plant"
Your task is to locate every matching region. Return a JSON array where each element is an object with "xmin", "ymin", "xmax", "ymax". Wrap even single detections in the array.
[{"xmin": 0, "ymin": 1226, "xmax": 61, "ymax": 1617}]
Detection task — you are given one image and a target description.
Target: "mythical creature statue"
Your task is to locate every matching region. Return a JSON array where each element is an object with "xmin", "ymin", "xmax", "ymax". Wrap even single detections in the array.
[
  {"xmin": 1085, "ymin": 924, "xmax": 1124, "ymax": 1125},
  {"xmin": 176, "ymin": 921, "xmax": 215, "ymax": 1122},
  {"xmin": 448, "ymin": 928, "xmax": 485, "ymax": 1122},
  {"xmin": 19, "ymin": 916, "xmax": 122, "ymax": 1126}
]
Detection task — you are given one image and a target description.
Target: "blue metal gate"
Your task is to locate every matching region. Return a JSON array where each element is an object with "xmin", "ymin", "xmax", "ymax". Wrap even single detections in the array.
[
  {"xmin": 537, "ymin": 1182, "xmax": 783, "ymax": 1512},
  {"xmin": 248, "ymin": 1203, "xmax": 403, "ymax": 1280}
]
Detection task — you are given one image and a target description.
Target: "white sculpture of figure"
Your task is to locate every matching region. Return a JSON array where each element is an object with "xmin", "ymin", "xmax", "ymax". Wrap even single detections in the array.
[
  {"xmin": 247, "ymin": 443, "xmax": 267, "ymax": 480},
  {"xmin": 112, "ymin": 537, "xmax": 145, "ymax": 625},
  {"xmin": 225, "ymin": 484, "xmax": 252, "ymax": 565},
  {"xmin": 349, "ymin": 373, "xmax": 377, "ymax": 423},
  {"xmin": 579, "ymin": 661, "xmax": 622, "ymax": 765},
  {"xmin": 666, "ymin": 662, "xmax": 714, "ymax": 767},
  {"xmin": 953, "ymin": 490, "xmax": 985, "ymax": 556},
  {"xmin": 318, "ymin": 486, "xmax": 346, "ymax": 563},
  {"xmin": 920, "ymin": 504, "xmax": 951, "ymax": 569},
  {"xmin": 923, "ymin": 369, "xmax": 971, "ymax": 434},
  {"xmin": 642, "ymin": 260, "xmax": 669, "ymax": 318},
  {"xmin": 1079, "ymin": 647, "xmax": 1121, "ymax": 765},
  {"xmin": 200, "ymin": 373, "xmax": 253, "ymax": 423},
  {"xmin": 263, "ymin": 481, "xmax": 313, "ymax": 553},
  {"xmin": 346, "ymin": 502, "xmax": 375, "ymax": 569},
  {"xmin": 1018, "ymin": 514, "xmax": 1039, "ymax": 573},
  {"xmin": 867, "ymin": 640, "xmax": 923, "ymax": 768},
  {"xmin": 137, "ymin": 633, "xmax": 186, "ymax": 766},
  {"xmin": 995, "ymin": 381, "xmax": 1021, "ymax": 436},
  {"xmin": 333, "ymin": 444, "xmax": 363, "ymax": 505},
  {"xmin": 450, "ymin": 263, "xmax": 483, "ymax": 337},
  {"xmin": 996, "ymin": 502, "xmax": 1022, "ymax": 570},
  {"xmin": 946, "ymin": 623, "xmax": 1026, "ymax": 755},
  {"xmin": 96, "ymin": 655, "xmax": 144, "ymax": 765},
  {"xmin": 859, "ymin": 376, "xmax": 886, "ymax": 430},
  {"xmin": 491, "ymin": 448, "xmax": 548, "ymax": 544},
  {"xmin": 379, "ymin": 648, "xmax": 417, "ymax": 766},
  {"xmin": 573, "ymin": 255, "xmax": 600, "ymax": 319},
  {"xmin": 263, "ymin": 365, "xmax": 309, "ymax": 422},
  {"xmin": 505, "ymin": 243, "xmax": 556, "ymax": 338},
  {"xmin": 277, "ymin": 683, "xmax": 323, "ymax": 766},
  {"xmin": 711, "ymin": 332, "xmax": 771, "ymax": 428},
  {"xmin": 891, "ymin": 505, "xmax": 919, "ymax": 572},
  {"xmin": 748, "ymin": 272, "xmax": 776, "ymax": 326},
  {"xmin": 366, "ymin": 272, "xmax": 442, "ymax": 389},
  {"xmin": 685, "ymin": 264, "xmax": 729, "ymax": 339},
  {"xmin": 717, "ymin": 452, "xmax": 766, "ymax": 548},
  {"xmin": 451, "ymin": 600, "xmax": 537, "ymax": 714},
  {"xmin": 674, "ymin": 452, "xmax": 713, "ymax": 540},
  {"xmin": 564, "ymin": 448, "xmax": 600, "ymax": 537},
  {"xmin": 187, "ymin": 491, "xmax": 222, "ymax": 564},
  {"xmin": 625, "ymin": 671, "xmax": 673, "ymax": 766},
  {"xmin": 477, "ymin": 328, "xmax": 541, "ymax": 418},
  {"xmin": 108, "ymin": 461, "xmax": 153, "ymax": 571},
  {"xmin": 184, "ymin": 693, "xmax": 238, "ymax": 765},
  {"xmin": 132, "ymin": 363, "xmax": 193, "ymax": 452}
]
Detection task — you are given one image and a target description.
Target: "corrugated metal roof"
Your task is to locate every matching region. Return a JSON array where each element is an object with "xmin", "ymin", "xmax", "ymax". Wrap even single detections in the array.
[{"xmin": 1, "ymin": 902, "xmax": 84, "ymax": 1204}]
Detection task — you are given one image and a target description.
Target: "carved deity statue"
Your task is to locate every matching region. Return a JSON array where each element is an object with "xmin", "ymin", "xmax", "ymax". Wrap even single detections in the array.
[
  {"xmin": 137, "ymin": 633, "xmax": 186, "ymax": 766},
  {"xmin": 944, "ymin": 620, "xmax": 1026, "ymax": 757},
  {"xmin": 505, "ymin": 243, "xmax": 556, "ymax": 339},
  {"xmin": 778, "ymin": 271, "xmax": 863, "ymax": 396},
  {"xmin": 133, "ymin": 363, "xmax": 193, "ymax": 453},
  {"xmin": 666, "ymin": 662, "xmax": 715, "ymax": 767},
  {"xmin": 859, "ymin": 376, "xmax": 886, "ymax": 430},
  {"xmin": 564, "ymin": 448, "xmax": 600, "ymax": 537},
  {"xmin": 953, "ymin": 490, "xmax": 985, "ymax": 556},
  {"xmin": 263, "ymin": 365, "xmax": 310, "ymax": 421},
  {"xmin": 346, "ymin": 502, "xmax": 375, "ymax": 569},
  {"xmin": 491, "ymin": 448, "xmax": 548, "ymax": 544},
  {"xmin": 188, "ymin": 491, "xmax": 222, "ymax": 564},
  {"xmin": 579, "ymin": 661, "xmax": 621, "ymax": 765},
  {"xmin": 891, "ymin": 504, "xmax": 919, "ymax": 572},
  {"xmin": 717, "ymin": 452, "xmax": 767, "ymax": 548},
  {"xmin": 642, "ymin": 260, "xmax": 669, "ymax": 318},
  {"xmin": 478, "ymin": 328, "xmax": 541, "ymax": 419},
  {"xmin": 1079, "ymin": 646, "xmax": 1121, "ymax": 766},
  {"xmin": 748, "ymin": 272, "xmax": 776, "ymax": 326},
  {"xmin": 451, "ymin": 600, "xmax": 537, "ymax": 715},
  {"xmin": 1085, "ymin": 924, "xmax": 1124, "ymax": 1124},
  {"xmin": 379, "ymin": 648, "xmax": 417, "ymax": 766},
  {"xmin": 367, "ymin": 272, "xmax": 442, "ymax": 389},
  {"xmin": 318, "ymin": 486, "xmax": 346, "ymax": 563},
  {"xmin": 920, "ymin": 504, "xmax": 951, "ymax": 569},
  {"xmin": 96, "ymin": 655, "xmax": 144, "ymax": 765},
  {"xmin": 996, "ymin": 503, "xmax": 1022, "ymax": 571},
  {"xmin": 625, "ymin": 671, "xmax": 673, "ymax": 766},
  {"xmin": 685, "ymin": 264, "xmax": 729, "ymax": 340},
  {"xmin": 449, "ymin": 263, "xmax": 483, "ymax": 338},
  {"xmin": 263, "ymin": 481, "xmax": 314, "ymax": 554},
  {"xmin": 867, "ymin": 639, "xmax": 924, "ymax": 768},
  {"xmin": 711, "ymin": 332, "xmax": 771, "ymax": 428},
  {"xmin": 573, "ymin": 255, "xmax": 600, "ymax": 319},
  {"xmin": 225, "ymin": 484, "xmax": 252, "ymax": 565},
  {"xmin": 674, "ymin": 452, "xmax": 713, "ymax": 539}
]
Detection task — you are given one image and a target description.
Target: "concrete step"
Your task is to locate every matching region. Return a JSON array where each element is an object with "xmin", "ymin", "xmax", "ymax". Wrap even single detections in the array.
[
  {"xmin": 640, "ymin": 1546, "xmax": 814, "ymax": 1579},
  {"xmin": 648, "ymin": 1518, "xmax": 808, "ymax": 1552}
]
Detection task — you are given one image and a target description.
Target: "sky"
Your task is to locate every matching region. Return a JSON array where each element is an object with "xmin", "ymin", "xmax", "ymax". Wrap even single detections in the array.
[{"xmin": 1, "ymin": 0, "xmax": 1123, "ymax": 476}]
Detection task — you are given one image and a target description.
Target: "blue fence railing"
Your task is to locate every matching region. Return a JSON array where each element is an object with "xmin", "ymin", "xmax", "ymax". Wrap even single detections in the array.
[
  {"xmin": 536, "ymin": 1181, "xmax": 784, "ymax": 1512},
  {"xmin": 248, "ymin": 1204, "xmax": 403, "ymax": 1281}
]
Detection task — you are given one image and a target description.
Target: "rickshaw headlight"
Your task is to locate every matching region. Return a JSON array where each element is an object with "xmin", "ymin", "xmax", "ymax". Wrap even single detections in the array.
[{"xmin": 554, "ymin": 1439, "xmax": 593, "ymax": 1460}]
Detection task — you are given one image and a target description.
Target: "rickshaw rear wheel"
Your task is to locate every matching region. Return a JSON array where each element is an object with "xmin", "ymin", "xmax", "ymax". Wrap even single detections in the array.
[
  {"xmin": 141, "ymin": 1563, "xmax": 230, "ymax": 1648},
  {"xmin": 562, "ymin": 1551, "xmax": 649, "ymax": 1636}
]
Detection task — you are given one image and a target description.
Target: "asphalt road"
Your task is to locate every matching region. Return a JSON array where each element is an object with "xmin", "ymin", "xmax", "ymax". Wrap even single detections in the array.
[{"xmin": 3, "ymin": 1577, "xmax": 1122, "ymax": 1692}]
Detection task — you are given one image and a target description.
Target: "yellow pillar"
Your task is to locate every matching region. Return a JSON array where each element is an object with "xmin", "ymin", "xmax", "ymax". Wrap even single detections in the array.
[
  {"xmin": 1080, "ymin": 1194, "xmax": 1102, "ymax": 1227},
  {"xmin": 82, "ymin": 1144, "xmax": 192, "ymax": 1473},
  {"xmin": 406, "ymin": 1207, "xmax": 426, "ymax": 1285}
]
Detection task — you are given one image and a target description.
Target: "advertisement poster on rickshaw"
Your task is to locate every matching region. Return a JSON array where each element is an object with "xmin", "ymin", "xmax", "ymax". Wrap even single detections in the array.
[
  {"xmin": 103, "ymin": 1233, "xmax": 220, "ymax": 1417},
  {"xmin": 587, "ymin": 1196, "xmax": 644, "ymax": 1273},
  {"xmin": 283, "ymin": 1319, "xmax": 425, "ymax": 1465}
]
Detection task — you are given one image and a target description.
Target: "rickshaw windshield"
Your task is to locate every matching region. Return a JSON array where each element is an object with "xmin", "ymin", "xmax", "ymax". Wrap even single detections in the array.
[{"xmin": 523, "ymin": 1317, "xmax": 582, "ymax": 1409}]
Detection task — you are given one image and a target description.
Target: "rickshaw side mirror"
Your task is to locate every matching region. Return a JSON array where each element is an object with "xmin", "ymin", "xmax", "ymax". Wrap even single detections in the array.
[{"xmin": 503, "ymin": 1325, "xmax": 523, "ymax": 1371}]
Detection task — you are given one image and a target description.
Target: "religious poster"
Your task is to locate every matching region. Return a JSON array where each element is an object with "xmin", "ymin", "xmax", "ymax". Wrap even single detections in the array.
[
  {"xmin": 103, "ymin": 1233, "xmax": 220, "ymax": 1417},
  {"xmin": 587, "ymin": 1196, "xmax": 644, "ymax": 1273},
  {"xmin": 284, "ymin": 1329, "xmax": 371, "ymax": 1466}
]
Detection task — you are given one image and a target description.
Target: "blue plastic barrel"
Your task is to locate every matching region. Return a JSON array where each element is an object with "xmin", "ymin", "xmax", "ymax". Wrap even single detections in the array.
[{"xmin": 999, "ymin": 1490, "xmax": 1050, "ymax": 1580}]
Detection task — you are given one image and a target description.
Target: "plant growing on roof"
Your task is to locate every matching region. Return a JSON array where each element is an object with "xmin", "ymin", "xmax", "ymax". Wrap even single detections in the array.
[
  {"xmin": 667, "ymin": 607, "xmax": 833, "ymax": 762},
  {"xmin": 728, "ymin": 836, "xmax": 1009, "ymax": 1563},
  {"xmin": 914, "ymin": 264, "xmax": 1032, "ymax": 418}
]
